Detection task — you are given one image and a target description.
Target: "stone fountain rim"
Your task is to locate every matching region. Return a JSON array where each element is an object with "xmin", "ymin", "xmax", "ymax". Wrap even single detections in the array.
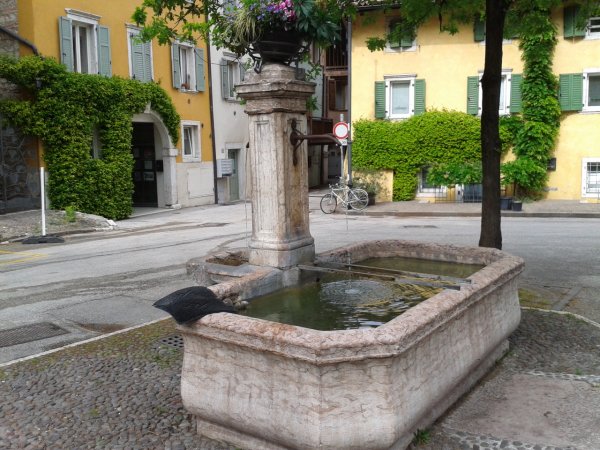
[{"xmin": 179, "ymin": 239, "xmax": 523, "ymax": 364}]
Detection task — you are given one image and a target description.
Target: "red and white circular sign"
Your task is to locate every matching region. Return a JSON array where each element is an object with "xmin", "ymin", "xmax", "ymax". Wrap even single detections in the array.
[{"xmin": 333, "ymin": 122, "xmax": 349, "ymax": 139}]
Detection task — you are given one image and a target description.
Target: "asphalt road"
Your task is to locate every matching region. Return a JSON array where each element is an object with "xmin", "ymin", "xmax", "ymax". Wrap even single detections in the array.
[{"xmin": 1, "ymin": 202, "xmax": 599, "ymax": 364}]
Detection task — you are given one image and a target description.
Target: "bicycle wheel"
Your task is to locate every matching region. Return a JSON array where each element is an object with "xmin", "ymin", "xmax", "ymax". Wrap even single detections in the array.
[
  {"xmin": 348, "ymin": 188, "xmax": 369, "ymax": 210},
  {"xmin": 320, "ymin": 193, "xmax": 337, "ymax": 214}
]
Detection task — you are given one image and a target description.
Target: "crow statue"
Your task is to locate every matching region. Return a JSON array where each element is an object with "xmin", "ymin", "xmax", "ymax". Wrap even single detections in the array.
[{"xmin": 153, "ymin": 286, "xmax": 236, "ymax": 324}]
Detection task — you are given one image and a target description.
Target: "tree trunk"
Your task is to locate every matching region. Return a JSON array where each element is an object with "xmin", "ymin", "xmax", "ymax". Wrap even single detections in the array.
[{"xmin": 478, "ymin": 0, "xmax": 509, "ymax": 249}]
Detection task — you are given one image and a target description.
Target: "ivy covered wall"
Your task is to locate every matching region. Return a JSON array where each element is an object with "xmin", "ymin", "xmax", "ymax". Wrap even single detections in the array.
[
  {"xmin": 353, "ymin": 110, "xmax": 512, "ymax": 200},
  {"xmin": 0, "ymin": 56, "xmax": 179, "ymax": 219}
]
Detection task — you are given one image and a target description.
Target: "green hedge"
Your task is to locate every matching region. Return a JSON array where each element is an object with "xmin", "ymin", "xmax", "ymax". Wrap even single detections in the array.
[
  {"xmin": 353, "ymin": 110, "xmax": 512, "ymax": 200},
  {"xmin": 0, "ymin": 56, "xmax": 180, "ymax": 219}
]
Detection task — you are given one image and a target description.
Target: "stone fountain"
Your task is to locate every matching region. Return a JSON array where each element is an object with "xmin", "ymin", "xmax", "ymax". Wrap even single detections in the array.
[{"xmin": 179, "ymin": 63, "xmax": 524, "ymax": 449}]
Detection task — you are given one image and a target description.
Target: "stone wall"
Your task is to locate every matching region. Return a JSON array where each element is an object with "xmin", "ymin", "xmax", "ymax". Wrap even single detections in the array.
[{"xmin": 0, "ymin": 0, "xmax": 18, "ymax": 58}]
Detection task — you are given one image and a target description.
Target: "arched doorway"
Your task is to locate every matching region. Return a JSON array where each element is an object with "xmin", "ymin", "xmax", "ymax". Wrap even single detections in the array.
[{"xmin": 132, "ymin": 109, "xmax": 179, "ymax": 208}]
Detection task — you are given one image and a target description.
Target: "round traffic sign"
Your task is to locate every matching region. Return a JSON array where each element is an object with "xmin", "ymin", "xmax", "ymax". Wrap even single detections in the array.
[{"xmin": 333, "ymin": 122, "xmax": 349, "ymax": 139}]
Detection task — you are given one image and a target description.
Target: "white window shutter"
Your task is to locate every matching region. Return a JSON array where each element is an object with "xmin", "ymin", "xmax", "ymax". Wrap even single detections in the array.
[{"xmin": 194, "ymin": 48, "xmax": 205, "ymax": 92}]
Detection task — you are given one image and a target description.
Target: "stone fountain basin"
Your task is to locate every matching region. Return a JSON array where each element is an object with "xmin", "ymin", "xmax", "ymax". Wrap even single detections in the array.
[{"xmin": 179, "ymin": 240, "xmax": 523, "ymax": 450}]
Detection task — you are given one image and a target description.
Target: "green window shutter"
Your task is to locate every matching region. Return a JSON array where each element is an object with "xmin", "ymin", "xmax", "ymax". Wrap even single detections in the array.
[
  {"xmin": 559, "ymin": 73, "xmax": 583, "ymax": 111},
  {"xmin": 400, "ymin": 25, "xmax": 416, "ymax": 48},
  {"xmin": 474, "ymin": 17, "xmax": 485, "ymax": 42},
  {"xmin": 388, "ymin": 19, "xmax": 400, "ymax": 48},
  {"xmin": 221, "ymin": 59, "xmax": 229, "ymax": 99},
  {"xmin": 172, "ymin": 44, "xmax": 181, "ymax": 89},
  {"xmin": 564, "ymin": 6, "xmax": 586, "ymax": 38},
  {"xmin": 413, "ymin": 79, "xmax": 426, "ymax": 115},
  {"xmin": 510, "ymin": 74, "xmax": 522, "ymax": 114},
  {"xmin": 97, "ymin": 25, "xmax": 112, "ymax": 77},
  {"xmin": 467, "ymin": 76, "xmax": 480, "ymax": 115},
  {"xmin": 374, "ymin": 81, "xmax": 386, "ymax": 119},
  {"xmin": 194, "ymin": 48, "xmax": 205, "ymax": 92},
  {"xmin": 59, "ymin": 17, "xmax": 74, "ymax": 72}
]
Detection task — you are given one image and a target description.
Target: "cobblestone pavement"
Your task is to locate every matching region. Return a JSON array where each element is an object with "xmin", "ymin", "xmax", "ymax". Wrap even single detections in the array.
[{"xmin": 1, "ymin": 309, "xmax": 599, "ymax": 449}]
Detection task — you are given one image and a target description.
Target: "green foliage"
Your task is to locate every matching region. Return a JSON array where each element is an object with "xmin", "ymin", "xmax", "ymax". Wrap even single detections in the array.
[
  {"xmin": 134, "ymin": 0, "xmax": 357, "ymax": 55},
  {"xmin": 510, "ymin": 6, "xmax": 560, "ymax": 196},
  {"xmin": 412, "ymin": 428, "xmax": 431, "ymax": 446},
  {"xmin": 427, "ymin": 161, "xmax": 482, "ymax": 186},
  {"xmin": 64, "ymin": 206, "xmax": 77, "ymax": 223},
  {"xmin": 353, "ymin": 110, "xmax": 513, "ymax": 200},
  {"xmin": 0, "ymin": 56, "xmax": 179, "ymax": 219},
  {"xmin": 501, "ymin": 157, "xmax": 548, "ymax": 197}
]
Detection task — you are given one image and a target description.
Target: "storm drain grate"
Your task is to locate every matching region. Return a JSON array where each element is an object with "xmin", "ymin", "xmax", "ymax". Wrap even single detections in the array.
[
  {"xmin": 403, "ymin": 225, "xmax": 438, "ymax": 229},
  {"xmin": 158, "ymin": 334, "xmax": 184, "ymax": 350},
  {"xmin": 0, "ymin": 322, "xmax": 69, "ymax": 348}
]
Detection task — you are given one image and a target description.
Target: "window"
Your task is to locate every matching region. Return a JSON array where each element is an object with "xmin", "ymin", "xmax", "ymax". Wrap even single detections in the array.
[
  {"xmin": 587, "ymin": 17, "xmax": 600, "ymax": 37},
  {"xmin": 387, "ymin": 18, "xmax": 416, "ymax": 51},
  {"xmin": 582, "ymin": 159, "xmax": 600, "ymax": 197},
  {"xmin": 172, "ymin": 43, "xmax": 205, "ymax": 91},
  {"xmin": 59, "ymin": 11, "xmax": 111, "ymax": 76},
  {"xmin": 327, "ymin": 77, "xmax": 347, "ymax": 111},
  {"xmin": 418, "ymin": 167, "xmax": 437, "ymax": 193},
  {"xmin": 374, "ymin": 77, "xmax": 425, "ymax": 119},
  {"xmin": 221, "ymin": 58, "xmax": 245, "ymax": 100},
  {"xmin": 466, "ymin": 71, "xmax": 519, "ymax": 116},
  {"xmin": 584, "ymin": 70, "xmax": 600, "ymax": 111},
  {"xmin": 181, "ymin": 121, "xmax": 201, "ymax": 161},
  {"xmin": 127, "ymin": 26, "xmax": 153, "ymax": 82}
]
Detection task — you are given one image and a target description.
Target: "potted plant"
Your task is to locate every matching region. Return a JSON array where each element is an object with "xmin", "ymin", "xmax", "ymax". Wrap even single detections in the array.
[
  {"xmin": 352, "ymin": 170, "xmax": 386, "ymax": 205},
  {"xmin": 133, "ymin": 0, "xmax": 355, "ymax": 68},
  {"xmin": 501, "ymin": 158, "xmax": 547, "ymax": 212}
]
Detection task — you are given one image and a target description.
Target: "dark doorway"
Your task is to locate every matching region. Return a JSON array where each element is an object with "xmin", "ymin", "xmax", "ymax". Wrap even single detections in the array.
[{"xmin": 131, "ymin": 123, "xmax": 157, "ymax": 207}]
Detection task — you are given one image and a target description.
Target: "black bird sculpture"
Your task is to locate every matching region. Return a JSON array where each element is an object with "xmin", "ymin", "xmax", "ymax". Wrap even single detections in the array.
[{"xmin": 153, "ymin": 286, "xmax": 236, "ymax": 324}]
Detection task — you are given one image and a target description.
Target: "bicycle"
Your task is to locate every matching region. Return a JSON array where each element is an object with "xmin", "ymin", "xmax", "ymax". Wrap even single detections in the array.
[{"xmin": 320, "ymin": 179, "xmax": 369, "ymax": 214}]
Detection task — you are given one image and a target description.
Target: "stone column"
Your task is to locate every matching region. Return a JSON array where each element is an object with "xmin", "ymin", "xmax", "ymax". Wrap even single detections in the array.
[
  {"xmin": 236, "ymin": 64, "xmax": 315, "ymax": 268},
  {"xmin": 162, "ymin": 147, "xmax": 179, "ymax": 208}
]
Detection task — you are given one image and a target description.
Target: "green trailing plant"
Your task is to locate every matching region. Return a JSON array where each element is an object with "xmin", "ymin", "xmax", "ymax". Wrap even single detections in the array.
[
  {"xmin": 0, "ymin": 56, "xmax": 179, "ymax": 219},
  {"xmin": 427, "ymin": 161, "xmax": 483, "ymax": 187},
  {"xmin": 353, "ymin": 110, "xmax": 513, "ymax": 200},
  {"xmin": 506, "ymin": 6, "xmax": 560, "ymax": 198}
]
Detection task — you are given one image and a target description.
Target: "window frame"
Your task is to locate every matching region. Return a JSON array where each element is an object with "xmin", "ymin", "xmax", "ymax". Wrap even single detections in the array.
[
  {"xmin": 586, "ymin": 17, "xmax": 600, "ymax": 39},
  {"xmin": 65, "ymin": 10, "xmax": 100, "ymax": 74},
  {"xmin": 583, "ymin": 69, "xmax": 600, "ymax": 112},
  {"xmin": 181, "ymin": 121, "xmax": 201, "ymax": 162},
  {"xmin": 478, "ymin": 70, "xmax": 512, "ymax": 116},
  {"xmin": 386, "ymin": 18, "xmax": 417, "ymax": 52},
  {"xmin": 178, "ymin": 43, "xmax": 196, "ymax": 91},
  {"xmin": 582, "ymin": 158, "xmax": 600, "ymax": 197},
  {"xmin": 221, "ymin": 56, "xmax": 245, "ymax": 101},
  {"xmin": 384, "ymin": 75, "xmax": 416, "ymax": 120}
]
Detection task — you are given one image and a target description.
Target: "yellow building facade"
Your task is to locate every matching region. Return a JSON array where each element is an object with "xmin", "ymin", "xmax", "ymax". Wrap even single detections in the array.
[
  {"xmin": 352, "ymin": 7, "xmax": 600, "ymax": 202},
  {"xmin": 14, "ymin": 0, "xmax": 214, "ymax": 208}
]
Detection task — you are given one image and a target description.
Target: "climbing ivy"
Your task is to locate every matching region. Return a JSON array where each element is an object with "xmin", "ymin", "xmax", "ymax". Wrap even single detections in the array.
[
  {"xmin": 353, "ymin": 110, "xmax": 512, "ymax": 200},
  {"xmin": 501, "ymin": 8, "xmax": 560, "ymax": 199},
  {"xmin": 0, "ymin": 56, "xmax": 180, "ymax": 219}
]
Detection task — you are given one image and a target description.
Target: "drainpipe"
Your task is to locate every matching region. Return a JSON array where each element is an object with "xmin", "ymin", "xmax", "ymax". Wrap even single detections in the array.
[
  {"xmin": 0, "ymin": 25, "xmax": 40, "ymax": 56},
  {"xmin": 205, "ymin": 36, "xmax": 219, "ymax": 205},
  {"xmin": 346, "ymin": 18, "xmax": 353, "ymax": 185}
]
